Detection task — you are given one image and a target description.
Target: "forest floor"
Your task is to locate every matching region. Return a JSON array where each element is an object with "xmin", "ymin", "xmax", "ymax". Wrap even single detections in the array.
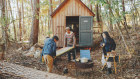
[
  {"xmin": 0, "ymin": 27, "xmax": 140, "ymax": 79},
  {"xmin": 0, "ymin": 61, "xmax": 75, "ymax": 79}
]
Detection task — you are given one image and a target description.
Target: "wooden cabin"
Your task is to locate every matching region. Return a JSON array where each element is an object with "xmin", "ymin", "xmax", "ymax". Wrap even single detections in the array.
[{"xmin": 51, "ymin": 0, "xmax": 95, "ymax": 47}]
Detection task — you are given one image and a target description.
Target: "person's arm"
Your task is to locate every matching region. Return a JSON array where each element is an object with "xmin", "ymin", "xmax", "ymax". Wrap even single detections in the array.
[
  {"xmin": 110, "ymin": 38, "xmax": 116, "ymax": 51},
  {"xmin": 53, "ymin": 43, "xmax": 56, "ymax": 57},
  {"xmin": 73, "ymin": 33, "xmax": 76, "ymax": 48},
  {"xmin": 100, "ymin": 40, "xmax": 105, "ymax": 47}
]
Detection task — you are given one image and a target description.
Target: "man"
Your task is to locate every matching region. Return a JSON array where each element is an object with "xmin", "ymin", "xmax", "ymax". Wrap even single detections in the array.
[
  {"xmin": 42, "ymin": 36, "xmax": 59, "ymax": 73},
  {"xmin": 64, "ymin": 27, "xmax": 76, "ymax": 61},
  {"xmin": 40, "ymin": 37, "xmax": 50, "ymax": 63}
]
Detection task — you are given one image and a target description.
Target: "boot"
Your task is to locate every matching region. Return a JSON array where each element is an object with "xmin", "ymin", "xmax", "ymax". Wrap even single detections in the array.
[
  {"xmin": 102, "ymin": 66, "xmax": 107, "ymax": 71},
  {"xmin": 107, "ymin": 68, "xmax": 112, "ymax": 74}
]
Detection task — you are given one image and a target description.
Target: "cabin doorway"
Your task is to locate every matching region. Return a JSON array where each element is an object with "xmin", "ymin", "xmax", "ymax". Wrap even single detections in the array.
[{"xmin": 66, "ymin": 16, "xmax": 79, "ymax": 44}]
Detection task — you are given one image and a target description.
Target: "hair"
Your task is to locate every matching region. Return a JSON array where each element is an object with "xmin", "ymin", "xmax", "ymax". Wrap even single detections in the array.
[
  {"xmin": 101, "ymin": 31, "xmax": 112, "ymax": 43},
  {"xmin": 52, "ymin": 36, "xmax": 59, "ymax": 41},
  {"xmin": 46, "ymin": 37, "xmax": 49, "ymax": 38}
]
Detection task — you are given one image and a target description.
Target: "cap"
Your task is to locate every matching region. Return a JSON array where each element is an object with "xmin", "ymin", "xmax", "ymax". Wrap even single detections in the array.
[{"xmin": 65, "ymin": 27, "xmax": 70, "ymax": 30}]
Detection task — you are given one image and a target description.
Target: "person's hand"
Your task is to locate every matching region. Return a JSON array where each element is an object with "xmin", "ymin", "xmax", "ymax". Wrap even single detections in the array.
[
  {"xmin": 111, "ymin": 50, "xmax": 116, "ymax": 56},
  {"xmin": 54, "ymin": 56, "xmax": 56, "ymax": 59},
  {"xmin": 101, "ymin": 43, "xmax": 105, "ymax": 47},
  {"xmin": 73, "ymin": 45, "xmax": 75, "ymax": 48},
  {"xmin": 111, "ymin": 50, "xmax": 115, "ymax": 52}
]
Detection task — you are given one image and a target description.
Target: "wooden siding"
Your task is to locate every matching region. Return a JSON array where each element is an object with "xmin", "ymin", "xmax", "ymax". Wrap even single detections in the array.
[{"xmin": 52, "ymin": 0, "xmax": 94, "ymax": 47}]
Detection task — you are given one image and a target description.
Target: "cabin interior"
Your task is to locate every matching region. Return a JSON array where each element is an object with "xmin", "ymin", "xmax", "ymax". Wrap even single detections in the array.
[{"xmin": 66, "ymin": 16, "xmax": 79, "ymax": 45}]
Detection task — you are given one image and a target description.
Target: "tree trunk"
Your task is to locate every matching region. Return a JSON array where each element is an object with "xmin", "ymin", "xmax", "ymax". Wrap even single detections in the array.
[
  {"xmin": 122, "ymin": 0, "xmax": 130, "ymax": 38},
  {"xmin": 105, "ymin": 0, "xmax": 131, "ymax": 57},
  {"xmin": 48, "ymin": 0, "xmax": 53, "ymax": 36},
  {"xmin": 29, "ymin": 0, "xmax": 40, "ymax": 45},
  {"xmin": 88, "ymin": 0, "xmax": 92, "ymax": 11},
  {"xmin": 130, "ymin": 0, "xmax": 140, "ymax": 31},
  {"xmin": 95, "ymin": 4, "xmax": 103, "ymax": 32},
  {"xmin": 22, "ymin": 0, "xmax": 25, "ymax": 38},
  {"xmin": 8, "ymin": 0, "xmax": 17, "ymax": 41},
  {"xmin": 48, "ymin": 0, "xmax": 53, "ymax": 27},
  {"xmin": 95, "ymin": 4, "xmax": 99, "ymax": 23},
  {"xmin": 0, "ymin": 0, "xmax": 8, "ymax": 60},
  {"xmin": 17, "ymin": 0, "xmax": 22, "ymax": 41},
  {"xmin": 108, "ymin": 0, "xmax": 113, "ymax": 31},
  {"xmin": 31, "ymin": 0, "xmax": 33, "ymax": 11}
]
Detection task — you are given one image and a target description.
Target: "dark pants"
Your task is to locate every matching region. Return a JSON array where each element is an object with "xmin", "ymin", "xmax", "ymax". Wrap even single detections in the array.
[{"xmin": 67, "ymin": 45, "xmax": 76, "ymax": 61}]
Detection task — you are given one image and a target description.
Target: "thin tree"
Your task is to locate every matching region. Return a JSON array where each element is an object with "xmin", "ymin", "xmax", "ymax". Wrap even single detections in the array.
[
  {"xmin": 122, "ymin": 0, "xmax": 130, "ymax": 38},
  {"xmin": 59, "ymin": 0, "xmax": 62, "ymax": 4},
  {"xmin": 29, "ymin": 0, "xmax": 40, "ymax": 45},
  {"xmin": 16, "ymin": 0, "xmax": 22, "ymax": 41},
  {"xmin": 0, "ymin": 0, "xmax": 8, "ymax": 59},
  {"xmin": 88, "ymin": 0, "xmax": 92, "ymax": 11},
  {"xmin": 8, "ymin": 0, "xmax": 17, "ymax": 41},
  {"xmin": 22, "ymin": 0, "xmax": 25, "ymax": 37},
  {"xmin": 48, "ymin": 0, "xmax": 53, "ymax": 34}
]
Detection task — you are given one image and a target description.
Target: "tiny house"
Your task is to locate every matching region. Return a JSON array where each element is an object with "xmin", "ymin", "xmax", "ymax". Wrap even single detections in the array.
[{"xmin": 51, "ymin": 0, "xmax": 95, "ymax": 47}]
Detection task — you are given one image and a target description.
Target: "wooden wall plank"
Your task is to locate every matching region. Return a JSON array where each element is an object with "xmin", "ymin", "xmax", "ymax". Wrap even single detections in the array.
[
  {"xmin": 85, "ymin": 7, "xmax": 87, "ymax": 16},
  {"xmin": 70, "ymin": 0, "xmax": 72, "ymax": 16},
  {"xmin": 75, "ymin": 0, "xmax": 77, "ymax": 16},
  {"xmin": 79, "ymin": 1, "xmax": 81, "ymax": 16},
  {"xmin": 53, "ymin": 17, "xmax": 56, "ymax": 35},
  {"xmin": 73, "ymin": 0, "xmax": 75, "ymax": 16},
  {"xmin": 52, "ymin": 18, "xmax": 54, "ymax": 34}
]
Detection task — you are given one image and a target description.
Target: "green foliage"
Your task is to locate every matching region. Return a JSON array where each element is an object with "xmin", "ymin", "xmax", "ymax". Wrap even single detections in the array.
[
  {"xmin": 47, "ymin": 30, "xmax": 53, "ymax": 36},
  {"xmin": 90, "ymin": 0, "xmax": 129, "ymax": 25},
  {"xmin": 0, "ymin": 17, "xmax": 10, "ymax": 27}
]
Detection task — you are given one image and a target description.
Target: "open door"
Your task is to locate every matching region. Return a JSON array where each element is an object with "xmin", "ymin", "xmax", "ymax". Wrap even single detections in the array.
[{"xmin": 79, "ymin": 16, "xmax": 93, "ymax": 46}]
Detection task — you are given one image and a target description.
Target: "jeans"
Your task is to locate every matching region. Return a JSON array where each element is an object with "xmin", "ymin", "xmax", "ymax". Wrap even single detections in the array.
[
  {"xmin": 101, "ymin": 53, "xmax": 111, "ymax": 68},
  {"xmin": 67, "ymin": 45, "xmax": 76, "ymax": 61}
]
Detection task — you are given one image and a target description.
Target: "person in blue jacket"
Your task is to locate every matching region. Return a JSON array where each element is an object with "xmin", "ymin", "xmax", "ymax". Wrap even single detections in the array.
[
  {"xmin": 42, "ymin": 36, "xmax": 59, "ymax": 73},
  {"xmin": 100, "ymin": 31, "xmax": 116, "ymax": 74}
]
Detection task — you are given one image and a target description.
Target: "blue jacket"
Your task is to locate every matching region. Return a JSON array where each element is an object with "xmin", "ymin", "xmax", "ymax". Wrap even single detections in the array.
[{"xmin": 42, "ymin": 39, "xmax": 56, "ymax": 57}]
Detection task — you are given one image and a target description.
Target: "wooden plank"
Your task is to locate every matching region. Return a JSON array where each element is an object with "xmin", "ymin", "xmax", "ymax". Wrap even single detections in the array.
[
  {"xmin": 77, "ymin": 1, "xmax": 79, "ymax": 16},
  {"xmin": 56, "ymin": 47, "xmax": 73, "ymax": 57},
  {"xmin": 62, "ymin": 11, "xmax": 64, "ymax": 47},
  {"xmin": 70, "ymin": 0, "xmax": 72, "ymax": 16},
  {"xmin": 59, "ymin": 12, "xmax": 62, "ymax": 45},
  {"xmin": 56, "ymin": 15, "xmax": 59, "ymax": 46},
  {"xmin": 81, "ymin": 5, "xmax": 85, "ymax": 16},
  {"xmin": 73, "ymin": 0, "xmax": 75, "ymax": 16},
  {"xmin": 53, "ymin": 18, "xmax": 56, "ymax": 35},
  {"xmin": 51, "ymin": 18, "xmax": 54, "ymax": 35},
  {"xmin": 67, "ymin": 1, "xmax": 70, "ymax": 15},
  {"xmin": 75, "ymin": 0, "xmax": 78, "ymax": 16},
  {"xmin": 85, "ymin": 7, "xmax": 88, "ymax": 16},
  {"xmin": 79, "ymin": 1, "xmax": 81, "ymax": 16}
]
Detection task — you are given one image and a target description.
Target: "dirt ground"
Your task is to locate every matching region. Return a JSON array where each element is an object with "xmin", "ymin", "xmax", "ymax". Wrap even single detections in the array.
[{"xmin": 0, "ymin": 28, "xmax": 140, "ymax": 79}]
